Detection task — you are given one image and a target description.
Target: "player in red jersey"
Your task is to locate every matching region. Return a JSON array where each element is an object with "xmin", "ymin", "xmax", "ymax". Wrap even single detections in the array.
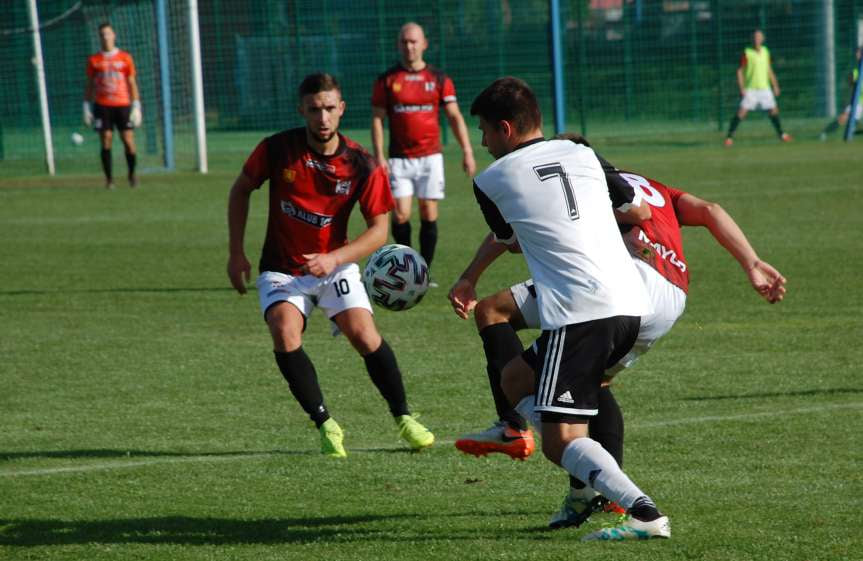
[
  {"xmin": 84, "ymin": 23, "xmax": 141, "ymax": 189},
  {"xmin": 449, "ymin": 133, "xmax": 786, "ymax": 530},
  {"xmin": 371, "ymin": 22, "xmax": 476, "ymax": 284},
  {"xmin": 227, "ymin": 73, "xmax": 434, "ymax": 458}
]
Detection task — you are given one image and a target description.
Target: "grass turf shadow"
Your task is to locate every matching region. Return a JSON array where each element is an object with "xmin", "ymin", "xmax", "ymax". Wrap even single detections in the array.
[{"xmin": 0, "ymin": 514, "xmax": 422, "ymax": 546}]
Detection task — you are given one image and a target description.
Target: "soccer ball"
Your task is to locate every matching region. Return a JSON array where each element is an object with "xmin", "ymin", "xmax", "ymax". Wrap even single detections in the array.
[
  {"xmin": 363, "ymin": 244, "xmax": 429, "ymax": 311},
  {"xmin": 71, "ymin": 132, "xmax": 84, "ymax": 146}
]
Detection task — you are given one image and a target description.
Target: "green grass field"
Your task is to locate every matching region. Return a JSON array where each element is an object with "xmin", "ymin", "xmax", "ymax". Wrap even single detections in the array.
[{"xmin": 1, "ymin": 131, "xmax": 862, "ymax": 561}]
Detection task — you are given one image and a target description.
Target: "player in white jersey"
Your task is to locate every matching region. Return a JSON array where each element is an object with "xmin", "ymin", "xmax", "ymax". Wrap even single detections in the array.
[
  {"xmin": 466, "ymin": 77, "xmax": 669, "ymax": 541},
  {"xmin": 451, "ymin": 133, "xmax": 787, "ymax": 533}
]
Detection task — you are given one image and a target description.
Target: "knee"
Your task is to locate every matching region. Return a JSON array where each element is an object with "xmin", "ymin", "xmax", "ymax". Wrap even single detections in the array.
[
  {"xmin": 269, "ymin": 326, "xmax": 302, "ymax": 352},
  {"xmin": 393, "ymin": 208, "xmax": 411, "ymax": 224},
  {"xmin": 266, "ymin": 311, "xmax": 303, "ymax": 352},
  {"xmin": 474, "ymin": 297, "xmax": 510, "ymax": 330},
  {"xmin": 344, "ymin": 325, "xmax": 382, "ymax": 355},
  {"xmin": 541, "ymin": 433, "xmax": 566, "ymax": 466},
  {"xmin": 418, "ymin": 201, "xmax": 438, "ymax": 222}
]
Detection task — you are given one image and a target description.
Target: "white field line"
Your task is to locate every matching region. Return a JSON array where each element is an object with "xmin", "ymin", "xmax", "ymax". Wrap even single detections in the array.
[{"xmin": 2, "ymin": 401, "xmax": 860, "ymax": 478}]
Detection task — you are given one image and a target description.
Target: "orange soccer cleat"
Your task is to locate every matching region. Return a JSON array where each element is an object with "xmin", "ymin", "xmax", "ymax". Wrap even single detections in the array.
[{"xmin": 455, "ymin": 421, "xmax": 535, "ymax": 460}]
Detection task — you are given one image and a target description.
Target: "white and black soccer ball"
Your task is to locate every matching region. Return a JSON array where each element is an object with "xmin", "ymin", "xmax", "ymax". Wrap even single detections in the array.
[{"xmin": 363, "ymin": 244, "xmax": 429, "ymax": 311}]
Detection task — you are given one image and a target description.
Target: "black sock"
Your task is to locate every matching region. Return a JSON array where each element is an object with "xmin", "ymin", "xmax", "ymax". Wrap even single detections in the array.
[
  {"xmin": 769, "ymin": 114, "xmax": 784, "ymax": 137},
  {"xmin": 822, "ymin": 120, "xmax": 839, "ymax": 134},
  {"xmin": 363, "ymin": 339, "xmax": 409, "ymax": 417},
  {"xmin": 479, "ymin": 323, "xmax": 526, "ymax": 430},
  {"xmin": 392, "ymin": 220, "xmax": 411, "ymax": 247},
  {"xmin": 726, "ymin": 115, "xmax": 741, "ymax": 138},
  {"xmin": 419, "ymin": 219, "xmax": 438, "ymax": 268},
  {"xmin": 125, "ymin": 151, "xmax": 137, "ymax": 177},
  {"xmin": 589, "ymin": 386, "xmax": 624, "ymax": 467},
  {"xmin": 100, "ymin": 149, "xmax": 112, "ymax": 181},
  {"xmin": 274, "ymin": 348, "xmax": 330, "ymax": 427},
  {"xmin": 629, "ymin": 495, "xmax": 661, "ymax": 522}
]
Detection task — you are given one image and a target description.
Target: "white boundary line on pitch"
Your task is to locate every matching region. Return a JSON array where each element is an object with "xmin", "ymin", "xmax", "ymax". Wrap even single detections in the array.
[{"xmin": 2, "ymin": 401, "xmax": 861, "ymax": 478}]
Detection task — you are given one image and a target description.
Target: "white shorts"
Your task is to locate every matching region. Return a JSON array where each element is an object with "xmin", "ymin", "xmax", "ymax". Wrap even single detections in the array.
[
  {"xmin": 389, "ymin": 153, "xmax": 445, "ymax": 200},
  {"xmin": 256, "ymin": 263, "xmax": 372, "ymax": 335},
  {"xmin": 740, "ymin": 89, "xmax": 777, "ymax": 111},
  {"xmin": 510, "ymin": 260, "xmax": 686, "ymax": 375}
]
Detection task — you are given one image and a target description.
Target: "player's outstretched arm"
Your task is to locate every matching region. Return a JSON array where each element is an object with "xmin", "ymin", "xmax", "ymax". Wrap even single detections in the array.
[
  {"xmin": 303, "ymin": 213, "xmax": 389, "ymax": 278},
  {"xmin": 371, "ymin": 106, "xmax": 389, "ymax": 174},
  {"xmin": 227, "ymin": 172, "xmax": 256, "ymax": 294},
  {"xmin": 443, "ymin": 102, "xmax": 476, "ymax": 176},
  {"xmin": 448, "ymin": 232, "xmax": 508, "ymax": 319},
  {"xmin": 676, "ymin": 193, "xmax": 786, "ymax": 303}
]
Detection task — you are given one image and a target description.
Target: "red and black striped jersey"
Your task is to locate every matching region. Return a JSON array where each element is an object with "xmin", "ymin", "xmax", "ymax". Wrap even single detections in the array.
[
  {"xmin": 614, "ymin": 172, "xmax": 689, "ymax": 293},
  {"xmin": 242, "ymin": 128, "xmax": 394, "ymax": 275},
  {"xmin": 371, "ymin": 64, "xmax": 457, "ymax": 158}
]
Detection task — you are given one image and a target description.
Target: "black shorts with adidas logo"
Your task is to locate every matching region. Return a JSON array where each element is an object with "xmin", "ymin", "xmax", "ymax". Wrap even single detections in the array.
[{"xmin": 523, "ymin": 315, "xmax": 640, "ymax": 421}]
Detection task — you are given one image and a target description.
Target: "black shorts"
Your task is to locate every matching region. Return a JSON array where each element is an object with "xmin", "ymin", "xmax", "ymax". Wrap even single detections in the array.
[
  {"xmin": 523, "ymin": 315, "xmax": 640, "ymax": 421},
  {"xmin": 93, "ymin": 103, "xmax": 133, "ymax": 132}
]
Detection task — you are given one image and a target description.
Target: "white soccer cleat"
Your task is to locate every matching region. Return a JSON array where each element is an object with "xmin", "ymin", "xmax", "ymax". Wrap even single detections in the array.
[{"xmin": 581, "ymin": 514, "xmax": 671, "ymax": 541}]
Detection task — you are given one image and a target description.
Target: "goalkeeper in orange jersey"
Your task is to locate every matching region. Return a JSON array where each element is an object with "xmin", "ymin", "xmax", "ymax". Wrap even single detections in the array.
[{"xmin": 83, "ymin": 23, "xmax": 141, "ymax": 189}]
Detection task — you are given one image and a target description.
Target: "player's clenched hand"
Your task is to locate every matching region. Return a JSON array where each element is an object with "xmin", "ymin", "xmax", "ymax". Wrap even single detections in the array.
[
  {"xmin": 377, "ymin": 156, "xmax": 390, "ymax": 176},
  {"xmin": 448, "ymin": 278, "xmax": 477, "ymax": 320},
  {"xmin": 302, "ymin": 253, "xmax": 338, "ymax": 277},
  {"xmin": 227, "ymin": 252, "xmax": 251, "ymax": 294},
  {"xmin": 463, "ymin": 152, "xmax": 476, "ymax": 177},
  {"xmin": 747, "ymin": 260, "xmax": 786, "ymax": 304}
]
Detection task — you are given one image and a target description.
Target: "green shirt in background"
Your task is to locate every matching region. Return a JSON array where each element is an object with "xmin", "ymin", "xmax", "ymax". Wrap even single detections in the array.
[{"xmin": 743, "ymin": 46, "xmax": 771, "ymax": 90}]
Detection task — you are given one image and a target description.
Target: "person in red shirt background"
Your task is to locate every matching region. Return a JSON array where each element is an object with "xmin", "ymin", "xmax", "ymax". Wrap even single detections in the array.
[
  {"xmin": 227, "ymin": 73, "xmax": 434, "ymax": 458},
  {"xmin": 84, "ymin": 23, "xmax": 141, "ymax": 189},
  {"xmin": 371, "ymin": 22, "xmax": 476, "ymax": 285}
]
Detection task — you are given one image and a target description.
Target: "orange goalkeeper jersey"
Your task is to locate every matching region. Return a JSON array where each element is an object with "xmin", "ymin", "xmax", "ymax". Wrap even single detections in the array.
[{"xmin": 87, "ymin": 49, "xmax": 136, "ymax": 107}]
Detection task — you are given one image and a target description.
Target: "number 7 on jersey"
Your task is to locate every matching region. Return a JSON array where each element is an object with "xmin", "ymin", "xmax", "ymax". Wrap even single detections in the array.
[{"xmin": 533, "ymin": 163, "xmax": 579, "ymax": 220}]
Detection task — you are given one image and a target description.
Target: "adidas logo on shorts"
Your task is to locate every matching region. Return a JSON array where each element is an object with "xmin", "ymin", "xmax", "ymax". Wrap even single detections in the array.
[{"xmin": 557, "ymin": 391, "xmax": 574, "ymax": 404}]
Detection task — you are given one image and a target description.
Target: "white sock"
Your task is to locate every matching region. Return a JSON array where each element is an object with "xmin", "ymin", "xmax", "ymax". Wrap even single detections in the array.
[
  {"xmin": 561, "ymin": 437, "xmax": 645, "ymax": 510},
  {"xmin": 515, "ymin": 395, "xmax": 542, "ymax": 429}
]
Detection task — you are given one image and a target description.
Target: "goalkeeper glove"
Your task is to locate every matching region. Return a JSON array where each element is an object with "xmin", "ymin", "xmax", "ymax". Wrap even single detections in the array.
[
  {"xmin": 83, "ymin": 101, "xmax": 93, "ymax": 127},
  {"xmin": 130, "ymin": 100, "xmax": 142, "ymax": 127}
]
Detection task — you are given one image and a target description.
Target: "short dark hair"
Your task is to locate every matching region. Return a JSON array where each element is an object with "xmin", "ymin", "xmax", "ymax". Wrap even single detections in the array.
[
  {"xmin": 98, "ymin": 22, "xmax": 112, "ymax": 32},
  {"xmin": 470, "ymin": 77, "xmax": 542, "ymax": 135},
  {"xmin": 298, "ymin": 73, "xmax": 341, "ymax": 99},
  {"xmin": 553, "ymin": 132, "xmax": 590, "ymax": 147}
]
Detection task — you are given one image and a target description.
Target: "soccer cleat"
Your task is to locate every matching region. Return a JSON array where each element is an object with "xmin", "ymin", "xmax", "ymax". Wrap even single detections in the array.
[
  {"xmin": 454, "ymin": 421, "xmax": 535, "ymax": 460},
  {"xmin": 128, "ymin": 174, "xmax": 139, "ymax": 188},
  {"xmin": 105, "ymin": 181, "xmax": 116, "ymax": 190},
  {"xmin": 581, "ymin": 514, "xmax": 671, "ymax": 541},
  {"xmin": 549, "ymin": 493, "xmax": 604, "ymax": 529},
  {"xmin": 427, "ymin": 280, "xmax": 440, "ymax": 289},
  {"xmin": 396, "ymin": 415, "xmax": 434, "ymax": 450},
  {"xmin": 781, "ymin": 132, "xmax": 793, "ymax": 142},
  {"xmin": 319, "ymin": 418, "xmax": 347, "ymax": 458},
  {"xmin": 723, "ymin": 137, "xmax": 734, "ymax": 147}
]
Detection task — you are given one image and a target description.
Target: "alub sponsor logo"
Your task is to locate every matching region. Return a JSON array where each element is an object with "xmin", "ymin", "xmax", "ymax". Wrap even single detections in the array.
[
  {"xmin": 305, "ymin": 159, "xmax": 335, "ymax": 173},
  {"xmin": 638, "ymin": 230, "xmax": 686, "ymax": 273},
  {"xmin": 280, "ymin": 200, "xmax": 333, "ymax": 228},
  {"xmin": 393, "ymin": 104, "xmax": 434, "ymax": 113}
]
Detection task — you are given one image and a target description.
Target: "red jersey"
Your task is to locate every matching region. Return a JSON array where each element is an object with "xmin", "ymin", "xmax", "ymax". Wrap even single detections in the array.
[
  {"xmin": 371, "ymin": 64, "xmax": 457, "ymax": 158},
  {"xmin": 242, "ymin": 128, "xmax": 394, "ymax": 275},
  {"xmin": 87, "ymin": 49, "xmax": 136, "ymax": 107},
  {"xmin": 614, "ymin": 171, "xmax": 690, "ymax": 293}
]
